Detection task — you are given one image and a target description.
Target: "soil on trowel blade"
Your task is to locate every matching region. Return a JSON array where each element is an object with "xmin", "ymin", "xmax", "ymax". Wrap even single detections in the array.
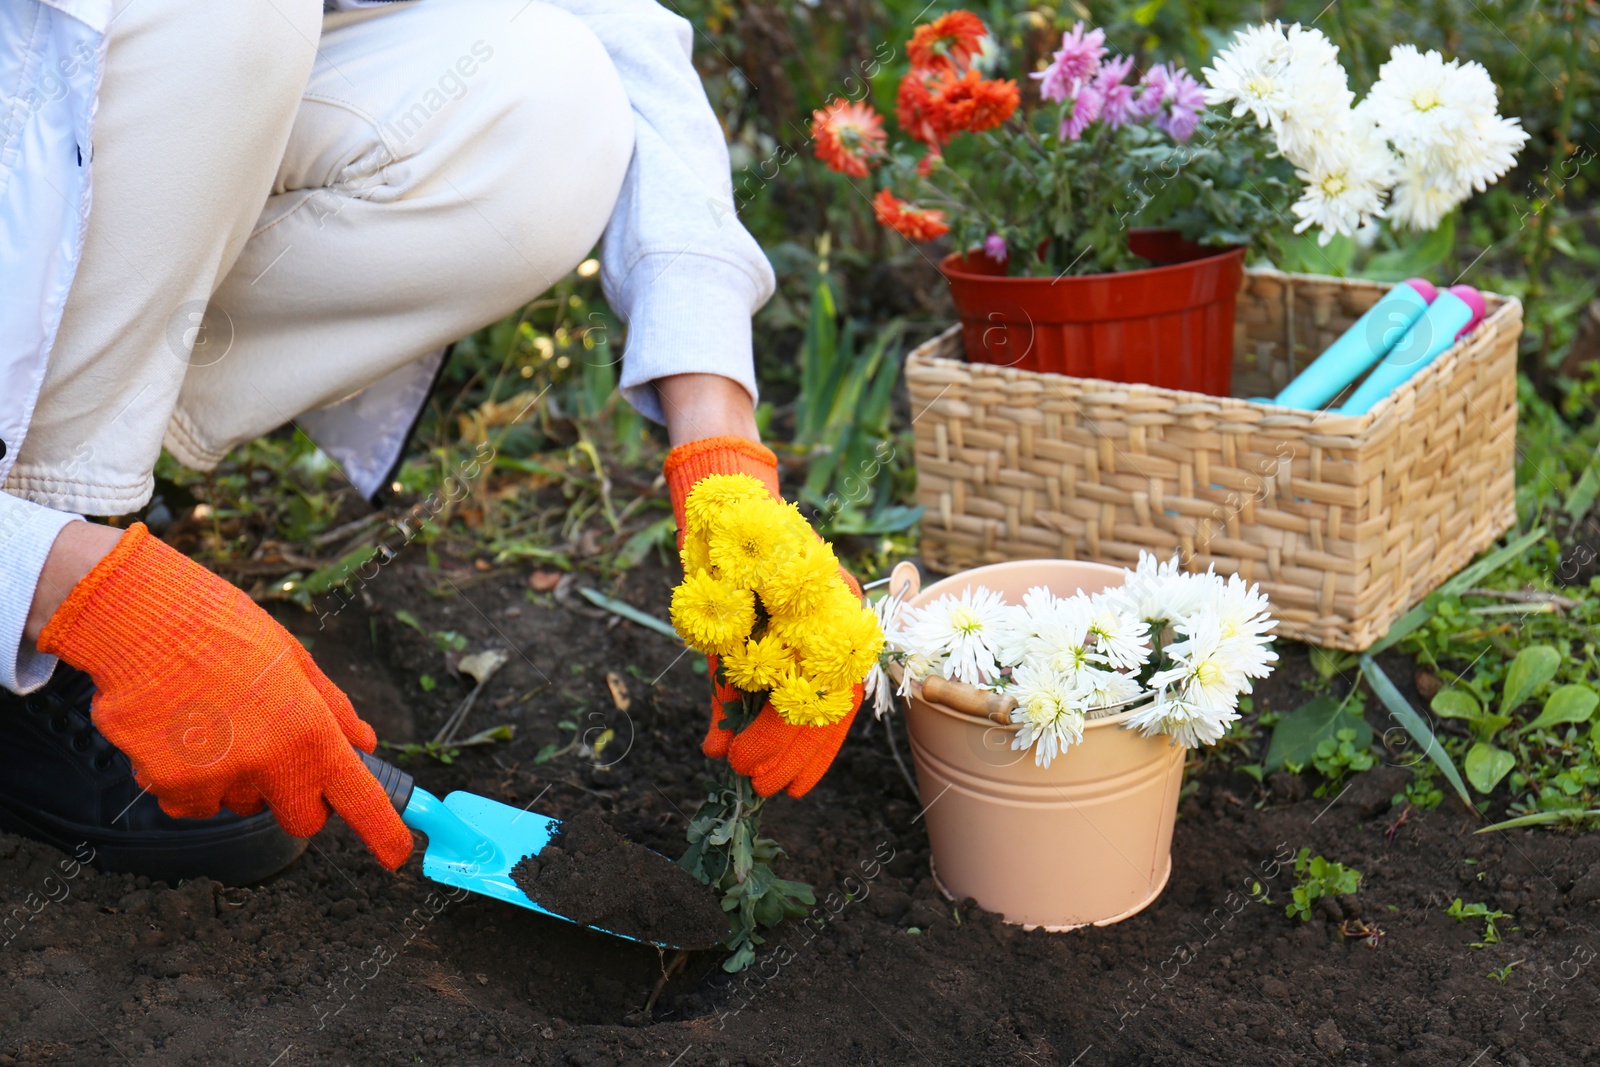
[{"xmin": 511, "ymin": 809, "xmax": 728, "ymax": 948}]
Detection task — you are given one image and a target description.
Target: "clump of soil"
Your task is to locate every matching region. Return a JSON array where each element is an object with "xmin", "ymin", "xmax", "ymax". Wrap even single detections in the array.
[{"xmin": 511, "ymin": 809, "xmax": 728, "ymax": 948}]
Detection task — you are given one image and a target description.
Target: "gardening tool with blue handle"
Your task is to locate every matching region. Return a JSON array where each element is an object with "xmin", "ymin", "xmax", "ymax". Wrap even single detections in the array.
[
  {"xmin": 354, "ymin": 749, "xmax": 721, "ymax": 949},
  {"xmin": 1250, "ymin": 278, "xmax": 1438, "ymax": 409},
  {"xmin": 1336, "ymin": 285, "xmax": 1486, "ymax": 415}
]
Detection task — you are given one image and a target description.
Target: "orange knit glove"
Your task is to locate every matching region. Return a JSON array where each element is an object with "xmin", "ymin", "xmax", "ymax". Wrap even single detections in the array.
[
  {"xmin": 37, "ymin": 524, "xmax": 414, "ymax": 870},
  {"xmin": 664, "ymin": 436, "xmax": 863, "ymax": 798}
]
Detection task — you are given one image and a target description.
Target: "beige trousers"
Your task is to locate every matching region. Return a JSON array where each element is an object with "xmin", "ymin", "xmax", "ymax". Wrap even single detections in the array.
[{"xmin": 6, "ymin": 0, "xmax": 634, "ymax": 516}]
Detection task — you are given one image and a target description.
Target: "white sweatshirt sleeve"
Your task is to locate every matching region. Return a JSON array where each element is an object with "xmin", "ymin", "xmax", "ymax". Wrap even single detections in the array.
[
  {"xmin": 0, "ymin": 493, "xmax": 82, "ymax": 694},
  {"xmin": 541, "ymin": 0, "xmax": 776, "ymax": 424}
]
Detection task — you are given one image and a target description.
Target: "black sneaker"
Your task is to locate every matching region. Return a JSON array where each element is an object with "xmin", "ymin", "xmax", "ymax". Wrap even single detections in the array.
[{"xmin": 0, "ymin": 663, "xmax": 307, "ymax": 885}]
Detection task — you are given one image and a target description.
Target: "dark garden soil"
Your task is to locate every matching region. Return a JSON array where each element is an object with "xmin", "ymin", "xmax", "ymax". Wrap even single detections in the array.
[
  {"xmin": 510, "ymin": 810, "xmax": 729, "ymax": 950},
  {"xmin": 2, "ymin": 554, "xmax": 1598, "ymax": 1066}
]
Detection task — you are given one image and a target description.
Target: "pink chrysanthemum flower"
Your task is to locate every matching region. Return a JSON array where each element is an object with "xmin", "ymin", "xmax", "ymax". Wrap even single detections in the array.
[
  {"xmin": 1032, "ymin": 22, "xmax": 1107, "ymax": 103},
  {"xmin": 1141, "ymin": 63, "xmax": 1207, "ymax": 142},
  {"xmin": 1059, "ymin": 83, "xmax": 1104, "ymax": 141},
  {"xmin": 983, "ymin": 233, "xmax": 1008, "ymax": 261},
  {"xmin": 1094, "ymin": 56, "xmax": 1141, "ymax": 129}
]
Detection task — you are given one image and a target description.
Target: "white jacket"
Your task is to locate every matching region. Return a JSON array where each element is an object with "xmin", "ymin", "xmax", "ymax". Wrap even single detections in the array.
[{"xmin": 0, "ymin": 0, "xmax": 775, "ymax": 691}]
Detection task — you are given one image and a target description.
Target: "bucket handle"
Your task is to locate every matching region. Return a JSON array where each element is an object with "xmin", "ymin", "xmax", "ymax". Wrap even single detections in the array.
[
  {"xmin": 886, "ymin": 660, "xmax": 1017, "ymax": 725},
  {"xmin": 878, "ymin": 561, "xmax": 1017, "ymax": 724}
]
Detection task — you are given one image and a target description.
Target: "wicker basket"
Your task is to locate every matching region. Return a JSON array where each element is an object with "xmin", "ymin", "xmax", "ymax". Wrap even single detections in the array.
[{"xmin": 907, "ymin": 267, "xmax": 1523, "ymax": 651}]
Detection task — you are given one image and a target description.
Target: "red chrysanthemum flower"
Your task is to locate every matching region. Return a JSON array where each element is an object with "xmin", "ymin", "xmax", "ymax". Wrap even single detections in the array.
[
  {"xmin": 873, "ymin": 189, "xmax": 950, "ymax": 241},
  {"xmin": 809, "ymin": 99, "xmax": 887, "ymax": 178},
  {"xmin": 896, "ymin": 70, "xmax": 948, "ymax": 146},
  {"xmin": 931, "ymin": 69, "xmax": 1019, "ymax": 134},
  {"xmin": 907, "ymin": 11, "xmax": 988, "ymax": 73}
]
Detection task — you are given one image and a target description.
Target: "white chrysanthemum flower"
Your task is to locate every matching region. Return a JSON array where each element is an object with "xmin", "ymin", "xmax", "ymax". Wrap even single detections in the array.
[
  {"xmin": 1290, "ymin": 117, "xmax": 1394, "ymax": 245},
  {"xmin": 1363, "ymin": 44, "xmax": 1526, "ymax": 224},
  {"xmin": 864, "ymin": 663, "xmax": 895, "ymax": 719},
  {"xmin": 1450, "ymin": 112, "xmax": 1527, "ymax": 193},
  {"xmin": 900, "ymin": 587, "xmax": 1010, "ymax": 686},
  {"xmin": 1366, "ymin": 45, "xmax": 1491, "ymax": 160},
  {"xmin": 1034, "ymin": 596, "xmax": 1101, "ymax": 679},
  {"xmin": 896, "ymin": 650, "xmax": 946, "ymax": 698},
  {"xmin": 1204, "ymin": 573, "xmax": 1280, "ymax": 681},
  {"xmin": 1087, "ymin": 592, "xmax": 1151, "ymax": 672},
  {"xmin": 1202, "ymin": 22, "xmax": 1301, "ymax": 128},
  {"xmin": 1387, "ymin": 153, "xmax": 1464, "ymax": 231},
  {"xmin": 996, "ymin": 586, "xmax": 1062, "ymax": 667},
  {"xmin": 1213, "ymin": 574, "xmax": 1276, "ymax": 644},
  {"xmin": 1078, "ymin": 666, "xmax": 1146, "ymax": 716},
  {"xmin": 1274, "ymin": 32, "xmax": 1355, "ymax": 168},
  {"xmin": 1112, "ymin": 552, "xmax": 1203, "ymax": 625},
  {"xmin": 1204, "ymin": 22, "xmax": 1352, "ymax": 172},
  {"xmin": 1150, "ymin": 615, "xmax": 1252, "ymax": 712},
  {"xmin": 1127, "ymin": 688, "xmax": 1238, "ymax": 748},
  {"xmin": 1007, "ymin": 663, "xmax": 1088, "ymax": 767}
]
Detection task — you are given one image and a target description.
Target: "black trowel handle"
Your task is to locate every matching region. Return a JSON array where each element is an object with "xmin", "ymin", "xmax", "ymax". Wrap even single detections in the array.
[{"xmin": 355, "ymin": 748, "xmax": 416, "ymax": 816}]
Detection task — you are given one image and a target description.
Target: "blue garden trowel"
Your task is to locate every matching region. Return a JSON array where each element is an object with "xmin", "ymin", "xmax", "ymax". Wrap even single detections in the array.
[{"xmin": 354, "ymin": 750, "xmax": 722, "ymax": 950}]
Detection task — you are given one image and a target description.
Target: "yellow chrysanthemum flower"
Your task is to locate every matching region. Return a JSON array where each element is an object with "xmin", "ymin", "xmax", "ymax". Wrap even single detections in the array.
[
  {"xmin": 765, "ymin": 581, "xmax": 862, "ymax": 647},
  {"xmin": 684, "ymin": 474, "xmax": 770, "ymax": 541},
  {"xmin": 680, "ymin": 530, "xmax": 711, "ymax": 578},
  {"xmin": 769, "ymin": 670, "xmax": 856, "ymax": 727},
  {"xmin": 707, "ymin": 497, "xmax": 803, "ymax": 590},
  {"xmin": 798, "ymin": 604, "xmax": 885, "ymax": 691},
  {"xmin": 760, "ymin": 538, "xmax": 842, "ymax": 617},
  {"xmin": 670, "ymin": 570, "xmax": 755, "ymax": 656},
  {"xmin": 769, "ymin": 497, "xmax": 814, "ymax": 539},
  {"xmin": 722, "ymin": 634, "xmax": 796, "ymax": 692}
]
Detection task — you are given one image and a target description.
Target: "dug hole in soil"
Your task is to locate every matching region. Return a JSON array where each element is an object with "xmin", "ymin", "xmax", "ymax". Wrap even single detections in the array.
[{"xmin": 2, "ymin": 552, "xmax": 1598, "ymax": 1066}]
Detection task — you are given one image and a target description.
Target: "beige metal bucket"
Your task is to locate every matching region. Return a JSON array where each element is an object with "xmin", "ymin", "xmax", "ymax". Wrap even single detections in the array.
[{"xmin": 899, "ymin": 560, "xmax": 1186, "ymax": 930}]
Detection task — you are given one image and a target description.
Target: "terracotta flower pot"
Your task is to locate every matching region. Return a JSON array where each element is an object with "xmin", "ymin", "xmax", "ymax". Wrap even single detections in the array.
[
  {"xmin": 901, "ymin": 559, "xmax": 1185, "ymax": 930},
  {"xmin": 939, "ymin": 228, "xmax": 1245, "ymax": 396}
]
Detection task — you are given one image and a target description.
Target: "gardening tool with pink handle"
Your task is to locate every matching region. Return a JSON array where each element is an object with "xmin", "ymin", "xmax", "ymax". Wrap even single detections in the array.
[{"xmin": 354, "ymin": 750, "xmax": 723, "ymax": 949}]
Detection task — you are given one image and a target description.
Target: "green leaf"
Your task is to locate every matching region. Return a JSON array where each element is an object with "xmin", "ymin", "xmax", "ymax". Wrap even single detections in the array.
[
  {"xmin": 1361, "ymin": 219, "xmax": 1455, "ymax": 281},
  {"xmin": 768, "ymin": 878, "xmax": 816, "ymax": 908},
  {"xmin": 1500, "ymin": 645, "xmax": 1560, "ymax": 717},
  {"xmin": 1360, "ymin": 656, "xmax": 1472, "ymax": 808},
  {"xmin": 1130, "ymin": 0, "xmax": 1166, "ymax": 23},
  {"xmin": 1274, "ymin": 231, "xmax": 1355, "ymax": 276},
  {"xmin": 394, "ymin": 609, "xmax": 425, "ymax": 633},
  {"xmin": 821, "ymin": 503, "xmax": 924, "ymax": 536},
  {"xmin": 1265, "ymin": 696, "xmax": 1372, "ymax": 771},
  {"xmin": 456, "ymin": 724, "xmax": 514, "ymax": 747},
  {"xmin": 614, "ymin": 516, "xmax": 677, "ymax": 570},
  {"xmin": 731, "ymin": 823, "xmax": 755, "ymax": 881},
  {"xmin": 1519, "ymin": 684, "xmax": 1599, "ymax": 735},
  {"xmin": 1465, "ymin": 743, "xmax": 1515, "ymax": 794},
  {"xmin": 1431, "ymin": 689, "xmax": 1482, "ymax": 720},
  {"xmin": 431, "ymin": 629, "xmax": 468, "ymax": 653},
  {"xmin": 721, "ymin": 940, "xmax": 756, "ymax": 973},
  {"xmin": 1308, "ymin": 646, "xmax": 1351, "ymax": 680},
  {"xmin": 1565, "ymin": 450, "xmax": 1600, "ymax": 519},
  {"xmin": 577, "ymin": 587, "xmax": 680, "ymax": 641},
  {"xmin": 1477, "ymin": 809, "xmax": 1600, "ymax": 832},
  {"xmin": 1473, "ymin": 715, "xmax": 1515, "ymax": 741}
]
